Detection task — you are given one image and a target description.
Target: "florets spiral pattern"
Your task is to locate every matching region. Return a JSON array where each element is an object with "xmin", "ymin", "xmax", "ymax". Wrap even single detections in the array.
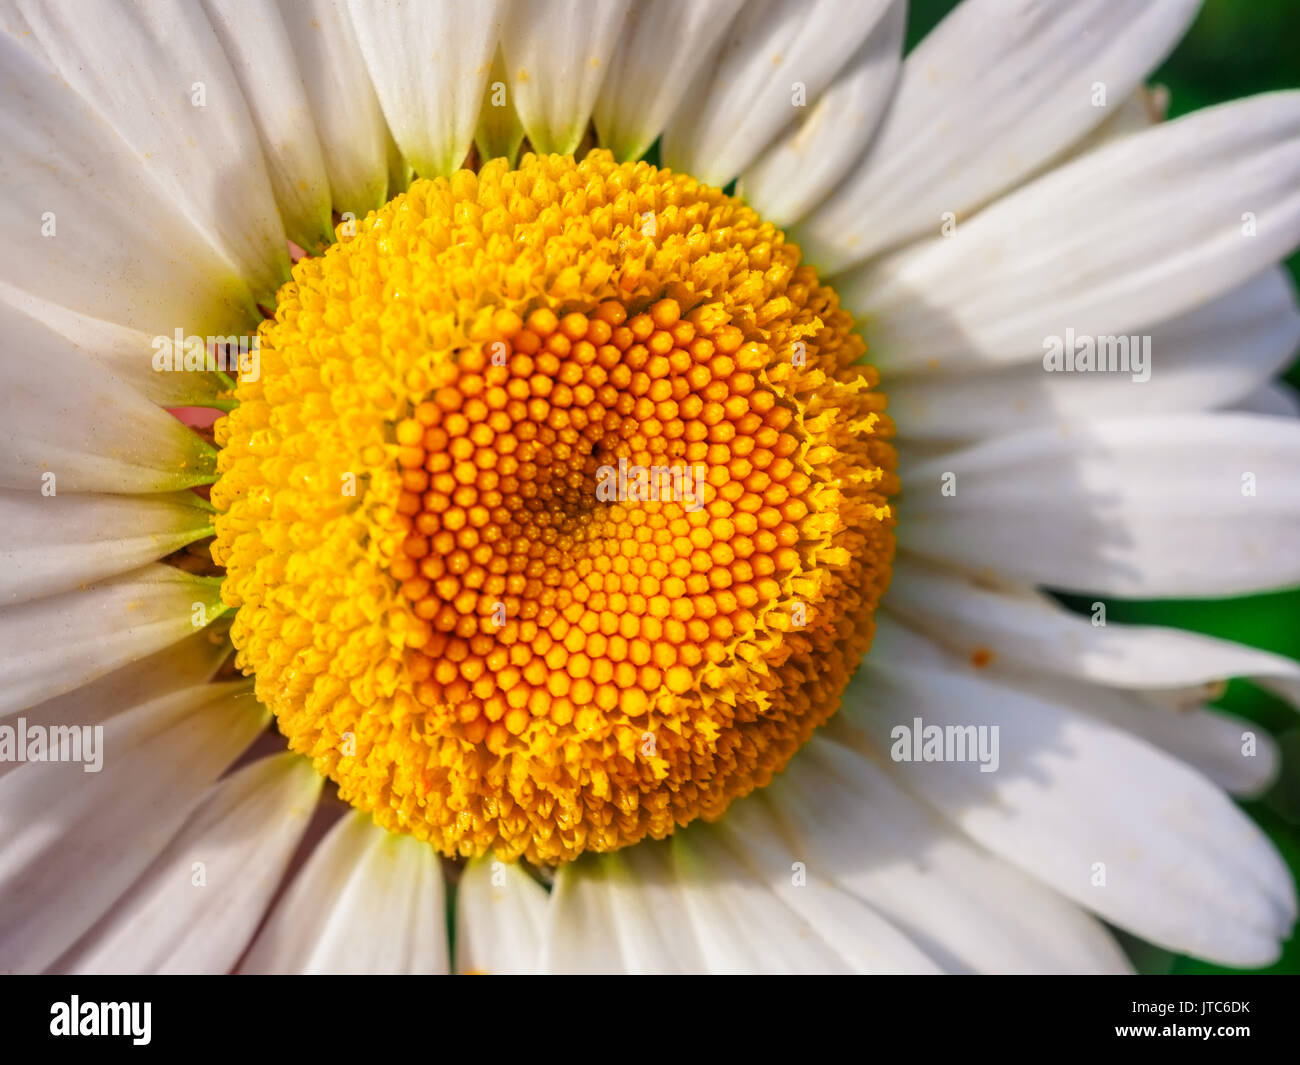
[{"xmin": 212, "ymin": 150, "xmax": 896, "ymax": 863}]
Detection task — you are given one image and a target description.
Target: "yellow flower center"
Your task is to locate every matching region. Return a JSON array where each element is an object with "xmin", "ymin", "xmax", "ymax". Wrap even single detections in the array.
[{"xmin": 212, "ymin": 150, "xmax": 896, "ymax": 864}]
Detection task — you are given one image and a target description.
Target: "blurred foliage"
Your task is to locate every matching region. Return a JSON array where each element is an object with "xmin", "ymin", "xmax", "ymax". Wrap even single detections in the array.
[{"xmin": 907, "ymin": 0, "xmax": 1300, "ymax": 974}]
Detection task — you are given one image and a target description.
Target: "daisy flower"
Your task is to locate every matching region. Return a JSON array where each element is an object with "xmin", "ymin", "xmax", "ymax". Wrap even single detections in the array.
[{"xmin": 1, "ymin": 0, "xmax": 1299, "ymax": 976}]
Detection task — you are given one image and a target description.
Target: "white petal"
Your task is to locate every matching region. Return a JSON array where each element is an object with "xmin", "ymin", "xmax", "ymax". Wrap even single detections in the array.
[
  {"xmin": 0, "ymin": 287, "xmax": 222, "ymax": 408},
  {"xmin": 769, "ymin": 737, "xmax": 1131, "ymax": 973},
  {"xmin": 873, "ymin": 615, "xmax": 1281, "ymax": 798},
  {"xmin": 898, "ymin": 413, "xmax": 1300, "ymax": 598},
  {"xmin": 666, "ymin": 827, "xmax": 856, "ymax": 973},
  {"xmin": 1065, "ymin": 85, "xmax": 1169, "ymax": 160},
  {"xmin": 738, "ymin": 0, "xmax": 905, "ymax": 226},
  {"xmin": 0, "ymin": 1, "xmax": 37, "ymax": 55},
  {"xmin": 545, "ymin": 815, "xmax": 934, "ymax": 974},
  {"xmin": 1232, "ymin": 382, "xmax": 1300, "ymax": 418},
  {"xmin": 474, "ymin": 46, "xmax": 525, "ymax": 164},
  {"xmin": 241, "ymin": 811, "xmax": 447, "ymax": 974},
  {"xmin": 57, "ymin": 753, "xmax": 321, "ymax": 974},
  {"xmin": 981, "ymin": 671, "xmax": 1281, "ymax": 799},
  {"xmin": 455, "ymin": 857, "xmax": 548, "ymax": 975},
  {"xmin": 887, "ymin": 556, "xmax": 1300, "ymax": 702},
  {"xmin": 15, "ymin": 0, "xmax": 290, "ymax": 303},
  {"xmin": 0, "ymin": 680, "xmax": 268, "ymax": 972},
  {"xmin": 888, "ymin": 267, "xmax": 1300, "ymax": 442},
  {"xmin": 795, "ymin": 0, "xmax": 1200, "ymax": 272},
  {"xmin": 1, "ymin": 313, "xmax": 218, "ymax": 494},
  {"xmin": 498, "ymin": 0, "xmax": 631, "ymax": 156},
  {"xmin": 661, "ymin": 0, "xmax": 893, "ymax": 187},
  {"xmin": 591, "ymin": 0, "xmax": 745, "ymax": 163},
  {"xmin": 842, "ymin": 92, "xmax": 1300, "ymax": 375},
  {"xmin": 0, "ymin": 565, "xmax": 226, "ymax": 719},
  {"xmin": 201, "ymin": 0, "xmax": 334, "ymax": 248},
  {"xmin": 348, "ymin": 0, "xmax": 505, "ymax": 179},
  {"xmin": 0, "ymin": 34, "xmax": 258, "ymax": 338},
  {"xmin": 870, "ymin": 613, "xmax": 958, "ymax": 667},
  {"xmin": 0, "ymin": 489, "xmax": 213, "ymax": 606},
  {"xmin": 0, "ymin": 628, "xmax": 230, "ymax": 781},
  {"xmin": 836, "ymin": 661, "xmax": 1297, "ymax": 967},
  {"xmin": 709, "ymin": 796, "xmax": 942, "ymax": 973},
  {"xmin": 276, "ymin": 0, "xmax": 390, "ymax": 217},
  {"xmin": 543, "ymin": 844, "xmax": 707, "ymax": 973}
]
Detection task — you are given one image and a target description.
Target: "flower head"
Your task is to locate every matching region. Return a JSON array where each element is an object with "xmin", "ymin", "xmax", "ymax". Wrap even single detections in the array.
[
  {"xmin": 2, "ymin": 0, "xmax": 1299, "ymax": 977},
  {"xmin": 213, "ymin": 151, "xmax": 895, "ymax": 861}
]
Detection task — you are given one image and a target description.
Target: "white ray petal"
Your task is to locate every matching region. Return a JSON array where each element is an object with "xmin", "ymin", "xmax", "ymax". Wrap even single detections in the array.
[
  {"xmin": 15, "ymin": 0, "xmax": 291, "ymax": 303},
  {"xmin": 898, "ymin": 414, "xmax": 1300, "ymax": 598},
  {"xmin": 0, "ymin": 627, "xmax": 229, "ymax": 752},
  {"xmin": 769, "ymin": 737, "xmax": 1131, "ymax": 973},
  {"xmin": 592, "ymin": 0, "xmax": 745, "ymax": 163},
  {"xmin": 0, "ymin": 287, "xmax": 223, "ymax": 408},
  {"xmin": 795, "ymin": 0, "xmax": 1200, "ymax": 272},
  {"xmin": 886, "ymin": 556, "xmax": 1300, "ymax": 704},
  {"xmin": 667, "ymin": 827, "xmax": 855, "ymax": 973},
  {"xmin": 835, "ymin": 661, "xmax": 1296, "ymax": 968},
  {"xmin": 1232, "ymin": 382, "xmax": 1300, "ymax": 419},
  {"xmin": 709, "ymin": 796, "xmax": 943, "ymax": 973},
  {"xmin": 0, "ymin": 489, "xmax": 213, "ymax": 607},
  {"xmin": 0, "ymin": 565, "xmax": 226, "ymax": 719},
  {"xmin": 842, "ymin": 92, "xmax": 1300, "ymax": 375},
  {"xmin": 57, "ymin": 753, "xmax": 321, "ymax": 975},
  {"xmin": 984, "ymin": 671, "xmax": 1280, "ymax": 800},
  {"xmin": 275, "ymin": 0, "xmax": 390, "ymax": 217},
  {"xmin": 240, "ymin": 811, "xmax": 447, "ymax": 974},
  {"xmin": 0, "ymin": 313, "xmax": 217, "ymax": 495},
  {"xmin": 887, "ymin": 267, "xmax": 1300, "ymax": 442},
  {"xmin": 0, "ymin": 681, "xmax": 268, "ymax": 972},
  {"xmin": 543, "ymin": 845, "xmax": 706, "ymax": 973},
  {"xmin": 455, "ymin": 856, "xmax": 548, "ymax": 975},
  {"xmin": 0, "ymin": 34, "xmax": 258, "ymax": 338},
  {"xmin": 498, "ymin": 0, "xmax": 631, "ymax": 157},
  {"xmin": 662, "ymin": 0, "xmax": 894, "ymax": 187},
  {"xmin": 474, "ymin": 46, "xmax": 525, "ymax": 164},
  {"xmin": 201, "ymin": 0, "xmax": 334, "ymax": 248},
  {"xmin": 348, "ymin": 0, "xmax": 506, "ymax": 179},
  {"xmin": 738, "ymin": 0, "xmax": 905, "ymax": 226}
]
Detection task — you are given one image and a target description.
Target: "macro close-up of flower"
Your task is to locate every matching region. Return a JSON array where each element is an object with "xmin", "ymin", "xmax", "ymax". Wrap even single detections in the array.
[{"xmin": 2, "ymin": 0, "xmax": 1300, "ymax": 984}]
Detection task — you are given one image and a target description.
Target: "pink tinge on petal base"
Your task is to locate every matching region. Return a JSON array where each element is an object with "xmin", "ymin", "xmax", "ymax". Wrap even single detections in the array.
[{"xmin": 169, "ymin": 407, "xmax": 222, "ymax": 429}]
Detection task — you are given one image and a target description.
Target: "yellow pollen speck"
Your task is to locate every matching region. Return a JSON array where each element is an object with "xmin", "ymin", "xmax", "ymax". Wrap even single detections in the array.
[{"xmin": 211, "ymin": 150, "xmax": 896, "ymax": 864}]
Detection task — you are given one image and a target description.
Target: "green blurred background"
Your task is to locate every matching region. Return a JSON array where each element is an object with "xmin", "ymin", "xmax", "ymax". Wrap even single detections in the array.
[{"xmin": 907, "ymin": 0, "xmax": 1300, "ymax": 974}]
